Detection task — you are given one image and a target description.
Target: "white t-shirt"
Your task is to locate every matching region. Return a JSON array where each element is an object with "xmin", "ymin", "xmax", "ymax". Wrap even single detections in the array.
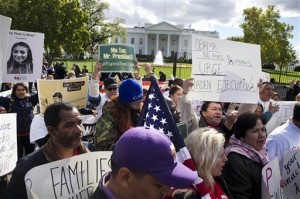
[
  {"xmin": 258, "ymin": 98, "xmax": 275, "ymax": 113},
  {"xmin": 30, "ymin": 114, "xmax": 48, "ymax": 143},
  {"xmin": 266, "ymin": 120, "xmax": 300, "ymax": 173}
]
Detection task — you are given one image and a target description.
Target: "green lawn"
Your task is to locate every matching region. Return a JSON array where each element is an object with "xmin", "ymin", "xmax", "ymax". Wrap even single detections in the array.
[{"xmin": 54, "ymin": 58, "xmax": 299, "ymax": 84}]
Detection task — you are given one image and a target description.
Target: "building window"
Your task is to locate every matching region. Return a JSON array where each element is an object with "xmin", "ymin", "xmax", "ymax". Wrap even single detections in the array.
[
  {"xmin": 131, "ymin": 38, "xmax": 135, "ymax": 44},
  {"xmin": 139, "ymin": 49, "xmax": 142, "ymax": 55},
  {"xmin": 139, "ymin": 38, "xmax": 143, "ymax": 44},
  {"xmin": 184, "ymin": 52, "xmax": 187, "ymax": 59},
  {"xmin": 184, "ymin": 40, "xmax": 188, "ymax": 47},
  {"xmin": 171, "ymin": 40, "xmax": 175, "ymax": 46}
]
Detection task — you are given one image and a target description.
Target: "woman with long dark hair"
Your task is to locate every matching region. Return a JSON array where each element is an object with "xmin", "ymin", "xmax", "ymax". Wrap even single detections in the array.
[
  {"xmin": 7, "ymin": 42, "xmax": 33, "ymax": 74},
  {"xmin": 0, "ymin": 83, "xmax": 38, "ymax": 158}
]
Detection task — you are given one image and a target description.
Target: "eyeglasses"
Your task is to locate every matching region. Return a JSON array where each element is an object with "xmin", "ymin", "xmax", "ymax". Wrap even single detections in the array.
[{"xmin": 107, "ymin": 87, "xmax": 117, "ymax": 91}]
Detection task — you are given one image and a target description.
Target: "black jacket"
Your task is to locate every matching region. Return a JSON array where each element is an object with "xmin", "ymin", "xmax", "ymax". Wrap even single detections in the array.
[
  {"xmin": 0, "ymin": 93, "xmax": 39, "ymax": 133},
  {"xmin": 222, "ymin": 152, "xmax": 263, "ymax": 199}
]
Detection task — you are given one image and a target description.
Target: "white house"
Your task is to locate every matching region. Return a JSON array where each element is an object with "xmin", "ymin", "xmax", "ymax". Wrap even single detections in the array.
[{"xmin": 118, "ymin": 21, "xmax": 219, "ymax": 59}]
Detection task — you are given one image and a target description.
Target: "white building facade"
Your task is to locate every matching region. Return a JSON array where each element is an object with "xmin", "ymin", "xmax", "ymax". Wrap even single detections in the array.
[{"xmin": 119, "ymin": 21, "xmax": 219, "ymax": 59}]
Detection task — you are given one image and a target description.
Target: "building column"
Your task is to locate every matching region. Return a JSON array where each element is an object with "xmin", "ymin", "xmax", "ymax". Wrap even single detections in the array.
[
  {"xmin": 178, "ymin": 35, "xmax": 181, "ymax": 57},
  {"xmin": 145, "ymin": 34, "xmax": 148, "ymax": 55},
  {"xmin": 167, "ymin": 34, "xmax": 170, "ymax": 57},
  {"xmin": 156, "ymin": 34, "xmax": 159, "ymax": 53}
]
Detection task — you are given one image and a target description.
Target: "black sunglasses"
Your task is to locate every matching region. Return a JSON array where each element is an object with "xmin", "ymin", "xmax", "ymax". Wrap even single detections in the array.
[{"xmin": 107, "ymin": 87, "xmax": 117, "ymax": 91}]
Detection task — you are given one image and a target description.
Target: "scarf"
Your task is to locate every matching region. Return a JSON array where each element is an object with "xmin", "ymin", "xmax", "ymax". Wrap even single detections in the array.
[
  {"xmin": 225, "ymin": 135, "xmax": 269, "ymax": 166},
  {"xmin": 43, "ymin": 138, "xmax": 90, "ymax": 162}
]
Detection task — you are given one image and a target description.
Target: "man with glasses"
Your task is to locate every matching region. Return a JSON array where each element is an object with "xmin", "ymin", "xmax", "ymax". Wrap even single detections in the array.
[{"xmin": 89, "ymin": 64, "xmax": 119, "ymax": 118}]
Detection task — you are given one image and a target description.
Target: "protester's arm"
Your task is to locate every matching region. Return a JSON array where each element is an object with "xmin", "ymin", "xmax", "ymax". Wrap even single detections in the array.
[
  {"xmin": 266, "ymin": 135, "xmax": 284, "ymax": 163},
  {"xmin": 285, "ymin": 79, "xmax": 295, "ymax": 101},
  {"xmin": 178, "ymin": 79, "xmax": 200, "ymax": 133},
  {"xmin": 29, "ymin": 92, "xmax": 39, "ymax": 106},
  {"xmin": 133, "ymin": 60, "xmax": 141, "ymax": 80}
]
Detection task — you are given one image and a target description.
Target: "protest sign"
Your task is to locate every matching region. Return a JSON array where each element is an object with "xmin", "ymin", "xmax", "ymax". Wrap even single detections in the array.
[
  {"xmin": 0, "ymin": 90, "xmax": 12, "ymax": 98},
  {"xmin": 0, "ymin": 15, "xmax": 11, "ymax": 84},
  {"xmin": 282, "ymin": 149, "xmax": 300, "ymax": 199},
  {"xmin": 262, "ymin": 71, "xmax": 270, "ymax": 82},
  {"xmin": 25, "ymin": 151, "xmax": 112, "ymax": 199},
  {"xmin": 0, "ymin": 113, "xmax": 17, "ymax": 176},
  {"xmin": 262, "ymin": 157, "xmax": 283, "ymax": 199},
  {"xmin": 99, "ymin": 44, "xmax": 135, "ymax": 72},
  {"xmin": 81, "ymin": 115, "xmax": 98, "ymax": 144},
  {"xmin": 2, "ymin": 30, "xmax": 44, "ymax": 83},
  {"xmin": 266, "ymin": 101, "xmax": 296, "ymax": 134},
  {"xmin": 190, "ymin": 35, "xmax": 261, "ymax": 103},
  {"xmin": 37, "ymin": 77, "xmax": 89, "ymax": 114}
]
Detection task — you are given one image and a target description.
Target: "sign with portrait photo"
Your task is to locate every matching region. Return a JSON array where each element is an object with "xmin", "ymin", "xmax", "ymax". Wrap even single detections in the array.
[
  {"xmin": 25, "ymin": 151, "xmax": 112, "ymax": 199},
  {"xmin": 0, "ymin": 15, "xmax": 11, "ymax": 84},
  {"xmin": 37, "ymin": 77, "xmax": 89, "ymax": 114},
  {"xmin": 190, "ymin": 35, "xmax": 261, "ymax": 103},
  {"xmin": 98, "ymin": 44, "xmax": 136, "ymax": 72},
  {"xmin": 2, "ymin": 30, "xmax": 44, "ymax": 83}
]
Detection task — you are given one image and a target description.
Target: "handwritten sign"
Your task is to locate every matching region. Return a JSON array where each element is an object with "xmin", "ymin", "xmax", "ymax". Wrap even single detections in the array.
[
  {"xmin": 0, "ymin": 113, "xmax": 17, "ymax": 176},
  {"xmin": 37, "ymin": 77, "xmax": 89, "ymax": 114},
  {"xmin": 0, "ymin": 15, "xmax": 11, "ymax": 84},
  {"xmin": 99, "ymin": 44, "xmax": 136, "ymax": 72},
  {"xmin": 262, "ymin": 72, "xmax": 270, "ymax": 82},
  {"xmin": 190, "ymin": 35, "xmax": 261, "ymax": 103},
  {"xmin": 2, "ymin": 30, "xmax": 44, "ymax": 83},
  {"xmin": 266, "ymin": 101, "xmax": 296, "ymax": 134},
  {"xmin": 262, "ymin": 157, "xmax": 283, "ymax": 199},
  {"xmin": 25, "ymin": 151, "xmax": 112, "ymax": 199},
  {"xmin": 282, "ymin": 150, "xmax": 300, "ymax": 199}
]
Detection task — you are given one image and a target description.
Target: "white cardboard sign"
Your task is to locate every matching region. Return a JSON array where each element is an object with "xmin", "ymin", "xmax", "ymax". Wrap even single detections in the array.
[
  {"xmin": 266, "ymin": 101, "xmax": 296, "ymax": 134},
  {"xmin": 0, "ymin": 113, "xmax": 17, "ymax": 176},
  {"xmin": 0, "ymin": 15, "xmax": 12, "ymax": 84},
  {"xmin": 25, "ymin": 151, "xmax": 112, "ymax": 199},
  {"xmin": 190, "ymin": 35, "xmax": 261, "ymax": 103},
  {"xmin": 262, "ymin": 157, "xmax": 283, "ymax": 199},
  {"xmin": 282, "ymin": 149, "xmax": 300, "ymax": 199}
]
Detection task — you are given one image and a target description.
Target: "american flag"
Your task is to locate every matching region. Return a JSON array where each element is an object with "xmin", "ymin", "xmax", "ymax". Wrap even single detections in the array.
[{"xmin": 138, "ymin": 78, "xmax": 210, "ymax": 198}]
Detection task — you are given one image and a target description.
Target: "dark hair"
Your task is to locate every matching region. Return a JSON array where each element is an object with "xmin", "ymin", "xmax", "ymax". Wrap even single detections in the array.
[
  {"xmin": 173, "ymin": 78, "xmax": 183, "ymax": 87},
  {"xmin": 169, "ymin": 85, "xmax": 182, "ymax": 97},
  {"xmin": 53, "ymin": 92, "xmax": 63, "ymax": 98},
  {"xmin": 44, "ymin": 102, "xmax": 74, "ymax": 129},
  {"xmin": 200, "ymin": 101, "xmax": 222, "ymax": 117},
  {"xmin": 293, "ymin": 102, "xmax": 300, "ymax": 121},
  {"xmin": 234, "ymin": 112, "xmax": 266, "ymax": 139},
  {"xmin": 12, "ymin": 83, "xmax": 29, "ymax": 95}
]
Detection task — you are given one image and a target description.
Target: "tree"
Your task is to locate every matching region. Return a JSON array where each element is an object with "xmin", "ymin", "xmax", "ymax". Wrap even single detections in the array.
[
  {"xmin": 0, "ymin": 0, "xmax": 89, "ymax": 64},
  {"xmin": 227, "ymin": 6, "xmax": 297, "ymax": 71},
  {"xmin": 81, "ymin": 0, "xmax": 127, "ymax": 56}
]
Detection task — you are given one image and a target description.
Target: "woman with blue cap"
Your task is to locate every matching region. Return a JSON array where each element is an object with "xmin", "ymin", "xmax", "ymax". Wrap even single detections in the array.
[{"xmin": 94, "ymin": 77, "xmax": 144, "ymax": 150}]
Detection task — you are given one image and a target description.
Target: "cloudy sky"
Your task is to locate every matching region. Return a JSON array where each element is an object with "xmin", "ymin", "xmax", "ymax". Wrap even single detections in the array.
[{"xmin": 103, "ymin": 0, "xmax": 300, "ymax": 59}]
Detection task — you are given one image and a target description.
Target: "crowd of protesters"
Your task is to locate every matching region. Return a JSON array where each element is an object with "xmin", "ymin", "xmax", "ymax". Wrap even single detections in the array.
[{"xmin": 0, "ymin": 60, "xmax": 300, "ymax": 199}]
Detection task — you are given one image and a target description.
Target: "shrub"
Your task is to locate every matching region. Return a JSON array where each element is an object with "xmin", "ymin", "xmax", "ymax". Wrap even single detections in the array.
[
  {"xmin": 262, "ymin": 64, "xmax": 275, "ymax": 70},
  {"xmin": 294, "ymin": 66, "xmax": 300, "ymax": 72}
]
